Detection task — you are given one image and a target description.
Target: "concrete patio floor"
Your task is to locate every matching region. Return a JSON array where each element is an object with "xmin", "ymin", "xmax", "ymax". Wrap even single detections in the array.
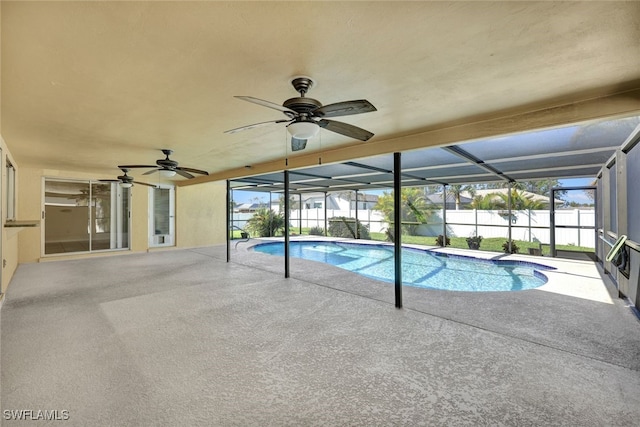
[{"xmin": 2, "ymin": 241, "xmax": 640, "ymax": 426}]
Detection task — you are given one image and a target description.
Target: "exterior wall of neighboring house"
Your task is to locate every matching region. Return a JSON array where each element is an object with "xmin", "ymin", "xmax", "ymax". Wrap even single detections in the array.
[{"xmin": 300, "ymin": 193, "xmax": 378, "ymax": 211}]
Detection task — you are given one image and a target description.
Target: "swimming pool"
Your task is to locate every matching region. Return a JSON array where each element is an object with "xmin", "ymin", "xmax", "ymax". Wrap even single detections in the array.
[{"xmin": 252, "ymin": 241, "xmax": 555, "ymax": 292}]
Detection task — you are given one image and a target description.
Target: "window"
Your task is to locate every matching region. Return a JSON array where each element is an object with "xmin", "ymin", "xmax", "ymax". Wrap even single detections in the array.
[
  {"xmin": 149, "ymin": 185, "xmax": 175, "ymax": 247},
  {"xmin": 6, "ymin": 160, "xmax": 16, "ymax": 221}
]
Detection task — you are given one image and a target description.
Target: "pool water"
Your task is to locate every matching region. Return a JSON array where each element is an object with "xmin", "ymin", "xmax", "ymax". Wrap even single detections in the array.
[{"xmin": 252, "ymin": 241, "xmax": 554, "ymax": 292}]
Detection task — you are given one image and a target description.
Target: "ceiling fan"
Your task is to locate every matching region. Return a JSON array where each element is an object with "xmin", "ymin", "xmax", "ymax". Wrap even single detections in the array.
[
  {"xmin": 119, "ymin": 149, "xmax": 209, "ymax": 179},
  {"xmin": 99, "ymin": 168, "xmax": 157, "ymax": 188},
  {"xmin": 225, "ymin": 76, "xmax": 376, "ymax": 151}
]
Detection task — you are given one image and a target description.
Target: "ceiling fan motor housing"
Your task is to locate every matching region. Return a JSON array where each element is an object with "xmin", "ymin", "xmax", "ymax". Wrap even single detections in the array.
[
  {"xmin": 156, "ymin": 158, "xmax": 178, "ymax": 169},
  {"xmin": 283, "ymin": 97, "xmax": 322, "ymax": 114}
]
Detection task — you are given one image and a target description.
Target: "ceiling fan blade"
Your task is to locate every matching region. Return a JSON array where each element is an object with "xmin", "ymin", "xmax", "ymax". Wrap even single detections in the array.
[
  {"xmin": 234, "ymin": 96, "xmax": 297, "ymax": 115},
  {"xmin": 142, "ymin": 169, "xmax": 159, "ymax": 176},
  {"xmin": 175, "ymin": 169, "xmax": 194, "ymax": 179},
  {"xmin": 133, "ymin": 181, "xmax": 158, "ymax": 188},
  {"xmin": 318, "ymin": 119, "xmax": 374, "ymax": 141},
  {"xmin": 98, "ymin": 179, "xmax": 120, "ymax": 183},
  {"xmin": 224, "ymin": 119, "xmax": 291, "ymax": 134},
  {"xmin": 177, "ymin": 166, "xmax": 209, "ymax": 176},
  {"xmin": 118, "ymin": 164, "xmax": 157, "ymax": 169},
  {"xmin": 291, "ymin": 137, "xmax": 308, "ymax": 152},
  {"xmin": 313, "ymin": 100, "xmax": 376, "ymax": 118}
]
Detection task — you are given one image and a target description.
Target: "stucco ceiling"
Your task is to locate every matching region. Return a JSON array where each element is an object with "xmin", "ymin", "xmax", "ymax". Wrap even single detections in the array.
[{"xmin": 2, "ymin": 1, "xmax": 640, "ymax": 184}]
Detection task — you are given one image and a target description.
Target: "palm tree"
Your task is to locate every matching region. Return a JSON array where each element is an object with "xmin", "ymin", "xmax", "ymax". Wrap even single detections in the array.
[
  {"xmin": 448, "ymin": 184, "xmax": 477, "ymax": 210},
  {"xmin": 470, "ymin": 190, "xmax": 546, "ymax": 210},
  {"xmin": 246, "ymin": 208, "xmax": 285, "ymax": 237},
  {"xmin": 497, "ymin": 189, "xmax": 547, "ymax": 210},
  {"xmin": 374, "ymin": 187, "xmax": 432, "ymax": 235},
  {"xmin": 470, "ymin": 193, "xmax": 498, "ymax": 210}
]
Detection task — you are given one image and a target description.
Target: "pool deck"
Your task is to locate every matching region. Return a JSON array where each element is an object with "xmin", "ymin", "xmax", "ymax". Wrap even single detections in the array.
[{"xmin": 2, "ymin": 237, "xmax": 640, "ymax": 426}]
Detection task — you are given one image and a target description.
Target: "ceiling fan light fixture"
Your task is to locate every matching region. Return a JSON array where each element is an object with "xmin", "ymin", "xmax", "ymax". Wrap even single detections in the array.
[
  {"xmin": 159, "ymin": 169, "xmax": 177, "ymax": 178},
  {"xmin": 120, "ymin": 182, "xmax": 133, "ymax": 188},
  {"xmin": 287, "ymin": 121, "xmax": 319, "ymax": 140}
]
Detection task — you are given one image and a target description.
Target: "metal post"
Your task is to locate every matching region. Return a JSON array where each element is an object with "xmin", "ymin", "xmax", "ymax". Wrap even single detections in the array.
[
  {"xmin": 355, "ymin": 189, "xmax": 359, "ymax": 239},
  {"xmin": 269, "ymin": 191, "xmax": 273, "ymax": 237},
  {"xmin": 324, "ymin": 191, "xmax": 328, "ymax": 236},
  {"xmin": 577, "ymin": 208, "xmax": 581, "ymax": 247},
  {"xmin": 284, "ymin": 171, "xmax": 290, "ymax": 278},
  {"xmin": 226, "ymin": 180, "xmax": 231, "ymax": 262},
  {"xmin": 507, "ymin": 182, "xmax": 513, "ymax": 253},
  {"xmin": 550, "ymin": 187, "xmax": 556, "ymax": 257},
  {"xmin": 299, "ymin": 193, "xmax": 303, "ymax": 235},
  {"xmin": 474, "ymin": 208, "xmax": 478, "ymax": 238},
  {"xmin": 594, "ymin": 188, "xmax": 599, "ymax": 261},
  {"xmin": 442, "ymin": 184, "xmax": 447, "ymax": 244},
  {"xmin": 393, "ymin": 152, "xmax": 403, "ymax": 309}
]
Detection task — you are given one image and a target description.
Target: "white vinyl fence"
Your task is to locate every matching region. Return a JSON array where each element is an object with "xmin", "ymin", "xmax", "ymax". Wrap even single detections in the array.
[
  {"xmin": 443, "ymin": 209, "xmax": 595, "ymax": 247},
  {"xmin": 231, "ymin": 208, "xmax": 595, "ymax": 247}
]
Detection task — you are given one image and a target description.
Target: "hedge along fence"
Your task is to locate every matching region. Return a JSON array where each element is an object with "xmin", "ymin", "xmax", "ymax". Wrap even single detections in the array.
[{"xmin": 328, "ymin": 217, "xmax": 371, "ymax": 240}]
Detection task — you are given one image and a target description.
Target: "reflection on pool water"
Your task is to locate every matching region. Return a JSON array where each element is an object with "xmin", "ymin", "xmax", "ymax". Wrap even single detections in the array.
[{"xmin": 252, "ymin": 241, "xmax": 555, "ymax": 292}]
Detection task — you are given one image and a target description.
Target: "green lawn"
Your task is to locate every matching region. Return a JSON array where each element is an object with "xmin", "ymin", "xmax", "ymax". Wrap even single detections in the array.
[{"xmin": 369, "ymin": 232, "xmax": 593, "ymax": 255}]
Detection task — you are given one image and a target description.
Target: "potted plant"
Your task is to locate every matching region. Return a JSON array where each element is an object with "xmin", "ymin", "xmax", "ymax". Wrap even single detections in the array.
[
  {"xmin": 502, "ymin": 240, "xmax": 520, "ymax": 254},
  {"xmin": 466, "ymin": 234, "xmax": 483, "ymax": 250},
  {"xmin": 435, "ymin": 235, "xmax": 450, "ymax": 247}
]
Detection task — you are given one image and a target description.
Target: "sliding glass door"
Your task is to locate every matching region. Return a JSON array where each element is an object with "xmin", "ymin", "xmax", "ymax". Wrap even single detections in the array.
[{"xmin": 44, "ymin": 179, "xmax": 130, "ymax": 255}]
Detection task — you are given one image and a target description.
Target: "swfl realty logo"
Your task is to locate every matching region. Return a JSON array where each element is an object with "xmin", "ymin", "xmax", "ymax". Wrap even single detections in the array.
[{"xmin": 3, "ymin": 409, "xmax": 70, "ymax": 421}]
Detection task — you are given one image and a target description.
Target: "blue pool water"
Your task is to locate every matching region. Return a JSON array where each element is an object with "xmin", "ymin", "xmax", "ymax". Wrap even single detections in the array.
[{"xmin": 252, "ymin": 241, "xmax": 555, "ymax": 292}]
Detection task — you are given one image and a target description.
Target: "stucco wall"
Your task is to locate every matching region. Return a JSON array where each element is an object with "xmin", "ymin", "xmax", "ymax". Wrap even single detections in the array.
[{"xmin": 176, "ymin": 181, "xmax": 226, "ymax": 248}]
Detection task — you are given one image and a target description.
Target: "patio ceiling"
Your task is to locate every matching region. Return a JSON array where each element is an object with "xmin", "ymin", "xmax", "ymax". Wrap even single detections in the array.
[{"xmin": 230, "ymin": 116, "xmax": 640, "ymax": 194}]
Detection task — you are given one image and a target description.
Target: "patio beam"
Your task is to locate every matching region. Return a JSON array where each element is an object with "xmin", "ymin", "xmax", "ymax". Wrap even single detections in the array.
[{"xmin": 442, "ymin": 145, "xmax": 515, "ymax": 183}]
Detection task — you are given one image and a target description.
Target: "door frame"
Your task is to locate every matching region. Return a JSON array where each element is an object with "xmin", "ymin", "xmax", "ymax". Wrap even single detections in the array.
[{"xmin": 148, "ymin": 184, "xmax": 175, "ymax": 247}]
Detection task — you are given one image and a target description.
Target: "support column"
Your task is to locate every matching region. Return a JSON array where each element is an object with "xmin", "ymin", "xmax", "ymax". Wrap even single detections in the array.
[
  {"xmin": 355, "ymin": 189, "xmax": 359, "ymax": 239},
  {"xmin": 284, "ymin": 171, "xmax": 290, "ymax": 278},
  {"xmin": 393, "ymin": 152, "xmax": 403, "ymax": 309},
  {"xmin": 269, "ymin": 192, "xmax": 273, "ymax": 237},
  {"xmin": 324, "ymin": 191, "xmax": 328, "ymax": 236},
  {"xmin": 442, "ymin": 184, "xmax": 447, "ymax": 245},
  {"xmin": 299, "ymin": 193, "xmax": 303, "ymax": 235},
  {"xmin": 550, "ymin": 187, "xmax": 557, "ymax": 257},
  {"xmin": 507, "ymin": 182, "xmax": 513, "ymax": 253}
]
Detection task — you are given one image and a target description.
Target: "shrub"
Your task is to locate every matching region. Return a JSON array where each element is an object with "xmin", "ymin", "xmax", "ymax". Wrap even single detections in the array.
[
  {"xmin": 246, "ymin": 208, "xmax": 285, "ymax": 237},
  {"xmin": 502, "ymin": 240, "xmax": 519, "ymax": 254},
  {"xmin": 328, "ymin": 217, "xmax": 370, "ymax": 239},
  {"xmin": 309, "ymin": 226, "xmax": 324, "ymax": 236},
  {"xmin": 436, "ymin": 235, "xmax": 451, "ymax": 247}
]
